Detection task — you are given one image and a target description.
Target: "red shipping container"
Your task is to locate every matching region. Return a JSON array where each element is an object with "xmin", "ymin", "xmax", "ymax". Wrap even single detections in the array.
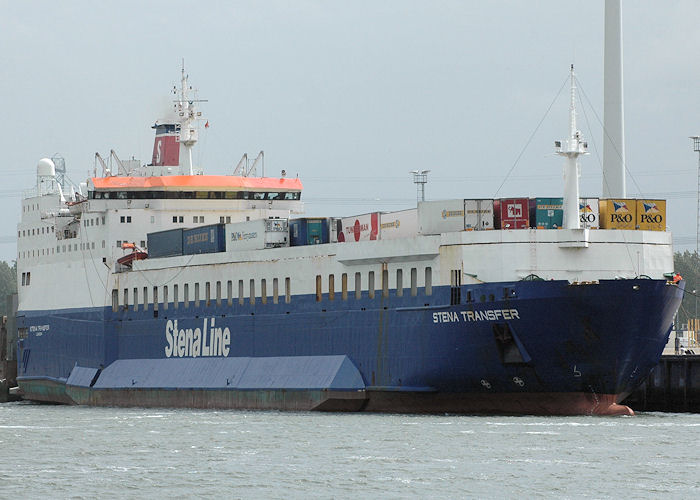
[{"xmin": 496, "ymin": 198, "xmax": 529, "ymax": 229}]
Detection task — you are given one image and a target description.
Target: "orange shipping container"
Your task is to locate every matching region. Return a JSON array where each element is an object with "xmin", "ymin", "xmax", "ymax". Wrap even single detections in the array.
[
  {"xmin": 599, "ymin": 199, "xmax": 637, "ymax": 229},
  {"xmin": 636, "ymin": 199, "xmax": 666, "ymax": 231}
]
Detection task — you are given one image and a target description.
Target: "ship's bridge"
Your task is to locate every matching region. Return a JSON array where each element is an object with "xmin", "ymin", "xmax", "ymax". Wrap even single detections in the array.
[{"xmin": 87, "ymin": 175, "xmax": 303, "ymax": 201}]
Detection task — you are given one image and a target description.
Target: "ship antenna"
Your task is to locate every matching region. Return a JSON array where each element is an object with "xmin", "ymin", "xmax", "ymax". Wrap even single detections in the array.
[
  {"xmin": 555, "ymin": 64, "xmax": 588, "ymax": 229},
  {"xmin": 174, "ymin": 59, "xmax": 207, "ymax": 175}
]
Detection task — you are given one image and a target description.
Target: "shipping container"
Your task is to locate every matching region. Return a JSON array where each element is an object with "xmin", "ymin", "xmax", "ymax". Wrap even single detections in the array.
[
  {"xmin": 579, "ymin": 197, "xmax": 599, "ymax": 229},
  {"xmin": 529, "ymin": 197, "xmax": 563, "ymax": 229},
  {"xmin": 599, "ymin": 199, "xmax": 637, "ymax": 229},
  {"xmin": 636, "ymin": 199, "xmax": 666, "ymax": 231},
  {"xmin": 418, "ymin": 199, "xmax": 465, "ymax": 235},
  {"xmin": 182, "ymin": 224, "xmax": 226, "ymax": 255},
  {"xmin": 147, "ymin": 228, "xmax": 183, "ymax": 258},
  {"xmin": 289, "ymin": 218, "xmax": 329, "ymax": 246},
  {"xmin": 495, "ymin": 198, "xmax": 529, "ymax": 229},
  {"xmin": 463, "ymin": 199, "xmax": 494, "ymax": 230},
  {"xmin": 337, "ymin": 212, "xmax": 380, "ymax": 242},
  {"xmin": 226, "ymin": 219, "xmax": 289, "ymax": 252},
  {"xmin": 380, "ymin": 209, "xmax": 418, "ymax": 240}
]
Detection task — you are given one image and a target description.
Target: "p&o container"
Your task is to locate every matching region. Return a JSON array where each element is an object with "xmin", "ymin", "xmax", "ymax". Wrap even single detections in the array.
[
  {"xmin": 599, "ymin": 199, "xmax": 637, "ymax": 229},
  {"xmin": 579, "ymin": 198, "xmax": 600, "ymax": 229},
  {"xmin": 636, "ymin": 199, "xmax": 666, "ymax": 231}
]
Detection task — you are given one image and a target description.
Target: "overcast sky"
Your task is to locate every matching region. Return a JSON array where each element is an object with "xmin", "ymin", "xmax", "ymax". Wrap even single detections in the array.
[{"xmin": 1, "ymin": 1, "xmax": 699, "ymax": 262}]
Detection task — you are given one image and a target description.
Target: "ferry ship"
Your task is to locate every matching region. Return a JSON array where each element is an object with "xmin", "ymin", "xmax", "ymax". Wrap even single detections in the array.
[{"xmin": 14, "ymin": 62, "xmax": 683, "ymax": 416}]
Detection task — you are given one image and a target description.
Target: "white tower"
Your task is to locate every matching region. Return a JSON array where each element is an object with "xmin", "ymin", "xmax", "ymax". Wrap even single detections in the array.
[
  {"xmin": 555, "ymin": 65, "xmax": 588, "ymax": 230},
  {"xmin": 602, "ymin": 0, "xmax": 626, "ymax": 197}
]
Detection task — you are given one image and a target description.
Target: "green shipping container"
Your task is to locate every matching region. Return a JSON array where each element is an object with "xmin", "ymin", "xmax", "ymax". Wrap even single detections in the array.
[{"xmin": 530, "ymin": 197, "xmax": 563, "ymax": 229}]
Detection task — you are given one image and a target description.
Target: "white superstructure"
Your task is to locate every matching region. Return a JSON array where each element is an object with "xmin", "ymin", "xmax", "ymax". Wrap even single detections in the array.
[{"xmin": 16, "ymin": 65, "xmax": 676, "ymax": 317}]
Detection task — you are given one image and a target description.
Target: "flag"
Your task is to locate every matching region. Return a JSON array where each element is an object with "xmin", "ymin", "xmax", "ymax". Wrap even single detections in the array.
[{"xmin": 205, "ymin": 120, "xmax": 209, "ymax": 128}]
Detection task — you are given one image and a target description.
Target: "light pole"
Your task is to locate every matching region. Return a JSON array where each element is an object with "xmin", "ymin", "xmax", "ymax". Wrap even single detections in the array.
[
  {"xmin": 692, "ymin": 136, "xmax": 700, "ymax": 332},
  {"xmin": 410, "ymin": 170, "xmax": 430, "ymax": 204}
]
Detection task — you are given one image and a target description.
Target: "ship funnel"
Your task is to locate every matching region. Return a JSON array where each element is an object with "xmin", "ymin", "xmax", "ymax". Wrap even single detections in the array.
[{"xmin": 151, "ymin": 123, "xmax": 181, "ymax": 167}]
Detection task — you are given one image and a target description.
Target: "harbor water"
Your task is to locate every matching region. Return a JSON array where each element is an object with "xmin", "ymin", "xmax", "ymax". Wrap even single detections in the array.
[{"xmin": 0, "ymin": 403, "xmax": 698, "ymax": 499}]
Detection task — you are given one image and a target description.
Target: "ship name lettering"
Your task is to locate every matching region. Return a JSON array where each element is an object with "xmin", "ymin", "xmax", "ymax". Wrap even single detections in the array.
[
  {"xmin": 165, "ymin": 318, "xmax": 230, "ymax": 358},
  {"xmin": 464, "ymin": 309, "xmax": 519, "ymax": 321},
  {"xmin": 433, "ymin": 309, "xmax": 520, "ymax": 323}
]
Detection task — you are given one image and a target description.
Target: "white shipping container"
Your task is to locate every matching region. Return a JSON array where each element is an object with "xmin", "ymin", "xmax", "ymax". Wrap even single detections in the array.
[
  {"xmin": 464, "ymin": 199, "xmax": 494, "ymax": 230},
  {"xmin": 418, "ymin": 199, "xmax": 465, "ymax": 235},
  {"xmin": 337, "ymin": 212, "xmax": 380, "ymax": 243},
  {"xmin": 380, "ymin": 209, "xmax": 418, "ymax": 240},
  {"xmin": 579, "ymin": 198, "xmax": 599, "ymax": 229},
  {"xmin": 226, "ymin": 219, "xmax": 289, "ymax": 251}
]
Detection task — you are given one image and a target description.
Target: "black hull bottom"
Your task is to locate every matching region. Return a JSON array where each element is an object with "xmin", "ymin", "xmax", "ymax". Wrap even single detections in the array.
[{"xmin": 20, "ymin": 379, "xmax": 632, "ymax": 416}]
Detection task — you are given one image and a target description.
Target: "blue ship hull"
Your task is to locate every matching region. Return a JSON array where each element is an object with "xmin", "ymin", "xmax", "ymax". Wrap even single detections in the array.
[{"xmin": 16, "ymin": 278, "xmax": 683, "ymax": 415}]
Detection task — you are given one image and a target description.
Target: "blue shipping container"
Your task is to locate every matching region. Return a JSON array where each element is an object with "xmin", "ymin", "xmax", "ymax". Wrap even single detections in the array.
[
  {"xmin": 147, "ymin": 228, "xmax": 183, "ymax": 258},
  {"xmin": 290, "ymin": 218, "xmax": 329, "ymax": 246},
  {"xmin": 182, "ymin": 224, "xmax": 226, "ymax": 255}
]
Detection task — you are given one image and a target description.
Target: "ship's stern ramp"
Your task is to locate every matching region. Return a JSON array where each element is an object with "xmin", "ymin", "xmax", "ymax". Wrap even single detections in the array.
[{"xmin": 66, "ymin": 355, "xmax": 367, "ymax": 411}]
